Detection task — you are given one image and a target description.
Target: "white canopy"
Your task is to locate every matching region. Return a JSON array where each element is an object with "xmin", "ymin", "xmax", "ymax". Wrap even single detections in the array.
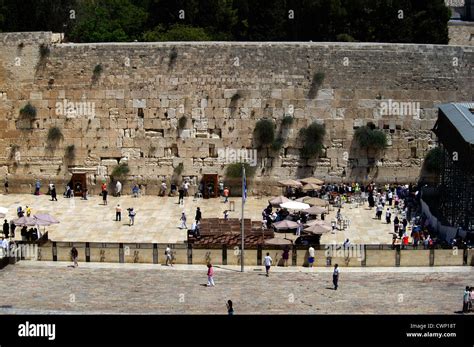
[{"xmin": 279, "ymin": 201, "xmax": 310, "ymax": 210}]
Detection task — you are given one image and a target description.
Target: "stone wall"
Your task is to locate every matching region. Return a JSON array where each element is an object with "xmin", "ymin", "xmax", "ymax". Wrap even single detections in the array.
[
  {"xmin": 0, "ymin": 32, "xmax": 473, "ymax": 194},
  {"xmin": 449, "ymin": 21, "xmax": 474, "ymax": 45}
]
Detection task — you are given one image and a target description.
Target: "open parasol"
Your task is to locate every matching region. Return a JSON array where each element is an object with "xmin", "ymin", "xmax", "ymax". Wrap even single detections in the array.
[
  {"xmin": 268, "ymin": 196, "xmax": 290, "ymax": 206},
  {"xmin": 279, "ymin": 201, "xmax": 310, "ymax": 211},
  {"xmin": 305, "ymin": 205, "xmax": 327, "ymax": 215},
  {"xmin": 264, "ymin": 237, "xmax": 293, "ymax": 245},
  {"xmin": 301, "ymin": 183, "xmax": 322, "ymax": 192},
  {"xmin": 272, "ymin": 220, "xmax": 299, "ymax": 230},
  {"xmin": 299, "ymin": 177, "xmax": 324, "ymax": 185},
  {"xmin": 278, "ymin": 179, "xmax": 303, "ymax": 188},
  {"xmin": 303, "ymin": 197, "xmax": 329, "ymax": 207},
  {"xmin": 303, "ymin": 223, "xmax": 332, "ymax": 234}
]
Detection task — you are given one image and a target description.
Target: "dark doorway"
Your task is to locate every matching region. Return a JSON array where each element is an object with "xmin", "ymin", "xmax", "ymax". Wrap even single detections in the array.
[
  {"xmin": 202, "ymin": 174, "xmax": 218, "ymax": 199},
  {"xmin": 71, "ymin": 173, "xmax": 87, "ymax": 196}
]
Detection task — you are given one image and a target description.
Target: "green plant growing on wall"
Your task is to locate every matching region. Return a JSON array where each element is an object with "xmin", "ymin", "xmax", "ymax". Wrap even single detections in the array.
[
  {"xmin": 65, "ymin": 144, "xmax": 76, "ymax": 161},
  {"xmin": 300, "ymin": 122, "xmax": 326, "ymax": 158},
  {"xmin": 307, "ymin": 72, "xmax": 325, "ymax": 99},
  {"xmin": 271, "ymin": 137, "xmax": 285, "ymax": 152},
  {"xmin": 354, "ymin": 122, "xmax": 388, "ymax": 152},
  {"xmin": 174, "ymin": 162, "xmax": 184, "ymax": 176},
  {"xmin": 225, "ymin": 162, "xmax": 256, "ymax": 178},
  {"xmin": 47, "ymin": 127, "xmax": 64, "ymax": 143},
  {"xmin": 253, "ymin": 118, "xmax": 275, "ymax": 148},
  {"xmin": 112, "ymin": 163, "xmax": 130, "ymax": 178},
  {"xmin": 281, "ymin": 115, "xmax": 294, "ymax": 127},
  {"xmin": 92, "ymin": 64, "xmax": 103, "ymax": 83},
  {"xmin": 39, "ymin": 44, "xmax": 50, "ymax": 59},
  {"xmin": 424, "ymin": 147, "xmax": 443, "ymax": 173},
  {"xmin": 178, "ymin": 116, "xmax": 187, "ymax": 129},
  {"xmin": 9, "ymin": 144, "xmax": 20, "ymax": 160},
  {"xmin": 168, "ymin": 47, "xmax": 178, "ymax": 70},
  {"xmin": 19, "ymin": 102, "xmax": 37, "ymax": 120}
]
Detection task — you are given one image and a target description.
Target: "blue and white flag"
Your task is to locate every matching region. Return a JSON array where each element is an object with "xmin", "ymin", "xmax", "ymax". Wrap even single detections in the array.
[{"xmin": 242, "ymin": 166, "xmax": 247, "ymax": 203}]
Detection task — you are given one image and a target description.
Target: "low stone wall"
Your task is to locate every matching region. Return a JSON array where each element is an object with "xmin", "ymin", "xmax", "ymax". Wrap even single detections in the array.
[{"xmin": 25, "ymin": 242, "xmax": 472, "ymax": 267}]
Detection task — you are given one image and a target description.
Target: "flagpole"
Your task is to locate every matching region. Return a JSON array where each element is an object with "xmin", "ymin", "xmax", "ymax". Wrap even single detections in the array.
[{"xmin": 241, "ymin": 163, "xmax": 245, "ymax": 272}]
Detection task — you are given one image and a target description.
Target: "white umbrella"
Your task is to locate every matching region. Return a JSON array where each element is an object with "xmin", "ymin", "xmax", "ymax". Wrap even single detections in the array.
[
  {"xmin": 280, "ymin": 201, "xmax": 310, "ymax": 211},
  {"xmin": 0, "ymin": 207, "xmax": 8, "ymax": 217}
]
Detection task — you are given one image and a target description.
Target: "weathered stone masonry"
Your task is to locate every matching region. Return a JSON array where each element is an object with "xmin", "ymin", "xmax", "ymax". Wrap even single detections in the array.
[{"xmin": 0, "ymin": 32, "xmax": 472, "ymax": 194}]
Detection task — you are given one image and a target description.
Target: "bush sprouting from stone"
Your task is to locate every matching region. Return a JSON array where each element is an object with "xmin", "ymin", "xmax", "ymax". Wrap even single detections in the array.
[
  {"xmin": 271, "ymin": 137, "xmax": 285, "ymax": 152},
  {"xmin": 300, "ymin": 122, "xmax": 326, "ymax": 158},
  {"xmin": 93, "ymin": 64, "xmax": 103, "ymax": 75},
  {"xmin": 19, "ymin": 102, "xmax": 37, "ymax": 119},
  {"xmin": 39, "ymin": 44, "xmax": 50, "ymax": 59},
  {"xmin": 65, "ymin": 145, "xmax": 76, "ymax": 160},
  {"xmin": 9, "ymin": 144, "xmax": 20, "ymax": 160},
  {"xmin": 354, "ymin": 122, "xmax": 388, "ymax": 151},
  {"xmin": 336, "ymin": 33, "xmax": 356, "ymax": 42},
  {"xmin": 47, "ymin": 127, "xmax": 64, "ymax": 143},
  {"xmin": 281, "ymin": 115, "xmax": 294, "ymax": 127},
  {"xmin": 308, "ymin": 72, "xmax": 325, "ymax": 99},
  {"xmin": 112, "ymin": 163, "xmax": 130, "ymax": 178},
  {"xmin": 178, "ymin": 116, "xmax": 187, "ymax": 129},
  {"xmin": 173, "ymin": 162, "xmax": 184, "ymax": 176},
  {"xmin": 253, "ymin": 118, "xmax": 275, "ymax": 148},
  {"xmin": 225, "ymin": 162, "xmax": 256, "ymax": 178},
  {"xmin": 168, "ymin": 47, "xmax": 178, "ymax": 70},
  {"xmin": 424, "ymin": 147, "xmax": 443, "ymax": 173}
]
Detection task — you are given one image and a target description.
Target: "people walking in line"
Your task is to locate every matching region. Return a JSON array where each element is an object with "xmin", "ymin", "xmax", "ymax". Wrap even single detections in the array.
[
  {"xmin": 165, "ymin": 245, "xmax": 173, "ymax": 266},
  {"xmin": 71, "ymin": 247, "xmax": 78, "ymax": 268},
  {"xmin": 207, "ymin": 263, "xmax": 215, "ymax": 286},
  {"xmin": 308, "ymin": 245, "xmax": 315, "ymax": 268},
  {"xmin": 227, "ymin": 300, "xmax": 234, "ymax": 315},
  {"xmin": 115, "ymin": 204, "xmax": 122, "ymax": 221},
  {"xmin": 180, "ymin": 212, "xmax": 187, "ymax": 229},
  {"xmin": 333, "ymin": 264, "xmax": 340, "ymax": 290},
  {"xmin": 264, "ymin": 252, "xmax": 272, "ymax": 277}
]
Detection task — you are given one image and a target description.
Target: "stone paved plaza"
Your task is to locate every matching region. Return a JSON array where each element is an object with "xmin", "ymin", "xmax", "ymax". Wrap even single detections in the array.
[
  {"xmin": 0, "ymin": 262, "xmax": 472, "ymax": 314},
  {"xmin": 0, "ymin": 193, "xmax": 393, "ymax": 244}
]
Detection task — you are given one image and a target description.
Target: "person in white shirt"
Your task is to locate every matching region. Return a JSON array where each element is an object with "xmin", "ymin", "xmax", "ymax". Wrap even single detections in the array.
[
  {"xmin": 1, "ymin": 237, "xmax": 9, "ymax": 258},
  {"xmin": 333, "ymin": 264, "xmax": 340, "ymax": 290},
  {"xmin": 308, "ymin": 246, "xmax": 315, "ymax": 267},
  {"xmin": 115, "ymin": 180, "xmax": 122, "ymax": 197},
  {"xmin": 263, "ymin": 252, "xmax": 272, "ymax": 277},
  {"xmin": 296, "ymin": 220, "xmax": 302, "ymax": 237},
  {"xmin": 165, "ymin": 245, "xmax": 173, "ymax": 266},
  {"xmin": 160, "ymin": 182, "xmax": 167, "ymax": 197},
  {"xmin": 183, "ymin": 181, "xmax": 190, "ymax": 197}
]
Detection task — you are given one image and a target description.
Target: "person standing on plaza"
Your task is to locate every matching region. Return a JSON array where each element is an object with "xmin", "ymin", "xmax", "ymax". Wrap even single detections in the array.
[
  {"xmin": 183, "ymin": 181, "xmax": 190, "ymax": 197},
  {"xmin": 10, "ymin": 220, "xmax": 16, "ymax": 239},
  {"xmin": 26, "ymin": 205, "xmax": 31, "ymax": 217},
  {"xmin": 34, "ymin": 179, "xmax": 41, "ymax": 195},
  {"xmin": 102, "ymin": 188, "xmax": 108, "ymax": 205},
  {"xmin": 160, "ymin": 181, "xmax": 167, "ymax": 197},
  {"xmin": 180, "ymin": 212, "xmax": 187, "ymax": 229},
  {"xmin": 128, "ymin": 208, "xmax": 136, "ymax": 226},
  {"xmin": 226, "ymin": 300, "xmax": 234, "ymax": 315},
  {"xmin": 282, "ymin": 246, "xmax": 290, "ymax": 267},
  {"xmin": 219, "ymin": 179, "xmax": 224, "ymax": 197},
  {"xmin": 207, "ymin": 263, "xmax": 215, "ymax": 287},
  {"xmin": 333, "ymin": 264, "xmax": 340, "ymax": 290},
  {"xmin": 165, "ymin": 245, "xmax": 173, "ymax": 266},
  {"xmin": 51, "ymin": 184, "xmax": 57, "ymax": 201},
  {"xmin": 195, "ymin": 207, "xmax": 202, "ymax": 223},
  {"xmin": 463, "ymin": 286, "xmax": 470, "ymax": 313},
  {"xmin": 178, "ymin": 186, "xmax": 185, "ymax": 205},
  {"xmin": 308, "ymin": 245, "xmax": 315, "ymax": 268},
  {"xmin": 264, "ymin": 252, "xmax": 272, "ymax": 277},
  {"xmin": 115, "ymin": 180, "xmax": 122, "ymax": 197},
  {"xmin": 388, "ymin": 190, "xmax": 393, "ymax": 206},
  {"xmin": 223, "ymin": 187, "xmax": 229, "ymax": 203},
  {"xmin": 115, "ymin": 204, "xmax": 122, "ymax": 222},
  {"xmin": 385, "ymin": 208, "xmax": 392, "ymax": 224},
  {"xmin": 71, "ymin": 247, "xmax": 78, "ymax": 268},
  {"xmin": 3, "ymin": 220, "xmax": 9, "ymax": 238}
]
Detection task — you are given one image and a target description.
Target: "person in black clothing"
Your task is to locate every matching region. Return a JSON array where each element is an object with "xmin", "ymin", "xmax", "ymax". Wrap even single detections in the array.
[
  {"xmin": 10, "ymin": 221, "xmax": 16, "ymax": 239},
  {"xmin": 178, "ymin": 187, "xmax": 184, "ymax": 204},
  {"xmin": 3, "ymin": 220, "xmax": 9, "ymax": 238},
  {"xmin": 21, "ymin": 226, "xmax": 27, "ymax": 241},
  {"xmin": 195, "ymin": 207, "xmax": 202, "ymax": 223},
  {"xmin": 51, "ymin": 184, "xmax": 58, "ymax": 201}
]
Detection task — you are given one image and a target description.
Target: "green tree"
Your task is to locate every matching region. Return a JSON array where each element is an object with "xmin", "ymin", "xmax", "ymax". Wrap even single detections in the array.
[{"xmin": 143, "ymin": 24, "xmax": 211, "ymax": 41}]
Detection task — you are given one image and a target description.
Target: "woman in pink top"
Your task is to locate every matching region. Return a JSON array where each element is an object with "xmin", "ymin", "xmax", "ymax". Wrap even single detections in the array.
[{"xmin": 207, "ymin": 263, "xmax": 215, "ymax": 287}]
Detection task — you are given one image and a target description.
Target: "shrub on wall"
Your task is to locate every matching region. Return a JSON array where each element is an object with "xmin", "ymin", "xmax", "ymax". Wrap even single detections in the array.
[
  {"xmin": 281, "ymin": 115, "xmax": 294, "ymax": 127},
  {"xmin": 174, "ymin": 162, "xmax": 184, "ymax": 175},
  {"xmin": 307, "ymin": 72, "xmax": 325, "ymax": 99},
  {"xmin": 111, "ymin": 163, "xmax": 130, "ymax": 178},
  {"xmin": 19, "ymin": 103, "xmax": 37, "ymax": 120},
  {"xmin": 424, "ymin": 147, "xmax": 443, "ymax": 173},
  {"xmin": 47, "ymin": 127, "xmax": 64, "ymax": 143},
  {"xmin": 253, "ymin": 118, "xmax": 275, "ymax": 148},
  {"xmin": 65, "ymin": 145, "xmax": 76, "ymax": 160},
  {"xmin": 178, "ymin": 116, "xmax": 187, "ymax": 129},
  {"xmin": 354, "ymin": 122, "xmax": 388, "ymax": 151},
  {"xmin": 300, "ymin": 122, "xmax": 326, "ymax": 158},
  {"xmin": 225, "ymin": 162, "xmax": 256, "ymax": 178}
]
